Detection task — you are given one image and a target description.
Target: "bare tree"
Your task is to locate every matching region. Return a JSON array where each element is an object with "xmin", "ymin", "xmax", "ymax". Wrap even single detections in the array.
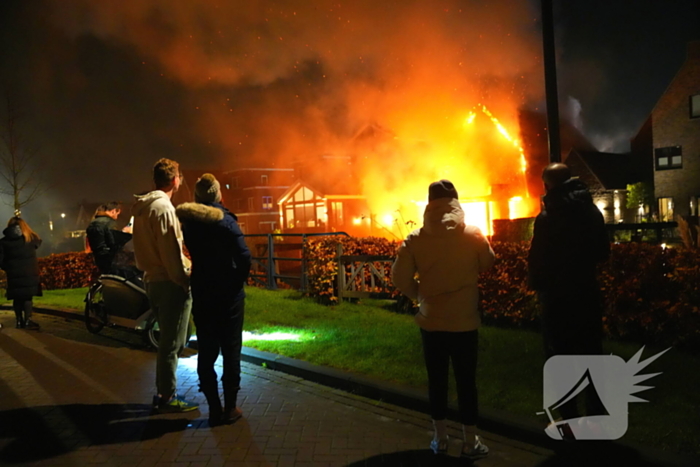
[{"xmin": 0, "ymin": 93, "xmax": 45, "ymax": 216}]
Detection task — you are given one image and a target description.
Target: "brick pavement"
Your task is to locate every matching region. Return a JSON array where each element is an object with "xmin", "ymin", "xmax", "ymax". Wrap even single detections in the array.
[{"xmin": 0, "ymin": 310, "xmax": 561, "ymax": 466}]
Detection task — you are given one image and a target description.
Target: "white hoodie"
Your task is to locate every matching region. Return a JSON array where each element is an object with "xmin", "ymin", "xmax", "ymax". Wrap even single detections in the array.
[
  {"xmin": 131, "ymin": 190, "xmax": 190, "ymax": 290},
  {"xmin": 392, "ymin": 198, "xmax": 495, "ymax": 332}
]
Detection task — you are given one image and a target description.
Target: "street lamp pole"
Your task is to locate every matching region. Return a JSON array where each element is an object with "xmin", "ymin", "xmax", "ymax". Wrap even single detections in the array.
[{"xmin": 541, "ymin": 0, "xmax": 562, "ymax": 163}]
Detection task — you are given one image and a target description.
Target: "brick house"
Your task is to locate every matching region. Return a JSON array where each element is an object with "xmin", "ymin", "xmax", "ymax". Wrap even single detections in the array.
[
  {"xmin": 219, "ymin": 168, "xmax": 296, "ymax": 234},
  {"xmin": 564, "ymin": 150, "xmax": 647, "ymax": 223},
  {"xmin": 634, "ymin": 41, "xmax": 700, "ymax": 221}
]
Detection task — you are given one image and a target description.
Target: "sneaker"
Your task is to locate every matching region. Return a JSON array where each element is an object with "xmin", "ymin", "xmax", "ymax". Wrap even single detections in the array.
[
  {"xmin": 24, "ymin": 320, "xmax": 40, "ymax": 331},
  {"xmin": 461, "ymin": 436, "xmax": 489, "ymax": 461},
  {"xmin": 157, "ymin": 395, "xmax": 199, "ymax": 413},
  {"xmin": 222, "ymin": 407, "xmax": 243, "ymax": 424},
  {"xmin": 430, "ymin": 436, "xmax": 449, "ymax": 454}
]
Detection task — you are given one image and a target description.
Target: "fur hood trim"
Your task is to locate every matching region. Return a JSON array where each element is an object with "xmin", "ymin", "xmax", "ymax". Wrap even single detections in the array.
[{"xmin": 176, "ymin": 202, "xmax": 224, "ymax": 224}]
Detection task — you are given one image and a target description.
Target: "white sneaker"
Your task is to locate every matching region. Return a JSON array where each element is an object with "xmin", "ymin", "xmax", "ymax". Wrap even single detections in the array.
[{"xmin": 461, "ymin": 435, "xmax": 489, "ymax": 460}]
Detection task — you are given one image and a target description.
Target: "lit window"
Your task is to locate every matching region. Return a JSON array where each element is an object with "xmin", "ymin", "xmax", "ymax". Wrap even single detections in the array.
[
  {"xmin": 691, "ymin": 94, "xmax": 700, "ymax": 118},
  {"xmin": 262, "ymin": 196, "xmax": 273, "ymax": 210},
  {"xmin": 658, "ymin": 197, "xmax": 674, "ymax": 222},
  {"xmin": 655, "ymin": 147, "xmax": 682, "ymax": 170}
]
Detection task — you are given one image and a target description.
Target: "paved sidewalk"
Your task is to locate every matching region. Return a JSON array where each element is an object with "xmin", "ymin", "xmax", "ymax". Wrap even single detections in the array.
[{"xmin": 0, "ymin": 310, "xmax": 558, "ymax": 466}]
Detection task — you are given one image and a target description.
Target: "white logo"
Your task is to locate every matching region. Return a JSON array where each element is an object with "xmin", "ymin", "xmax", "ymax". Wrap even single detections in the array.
[{"xmin": 538, "ymin": 347, "xmax": 670, "ymax": 440}]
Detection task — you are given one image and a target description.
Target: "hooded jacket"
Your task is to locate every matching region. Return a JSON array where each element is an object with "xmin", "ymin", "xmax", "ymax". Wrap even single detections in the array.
[
  {"xmin": 131, "ymin": 190, "xmax": 190, "ymax": 289},
  {"xmin": 527, "ymin": 178, "xmax": 610, "ymax": 291},
  {"xmin": 86, "ymin": 214, "xmax": 132, "ymax": 273},
  {"xmin": 0, "ymin": 225, "xmax": 42, "ymax": 299},
  {"xmin": 392, "ymin": 198, "xmax": 496, "ymax": 332},
  {"xmin": 176, "ymin": 201, "xmax": 252, "ymax": 308}
]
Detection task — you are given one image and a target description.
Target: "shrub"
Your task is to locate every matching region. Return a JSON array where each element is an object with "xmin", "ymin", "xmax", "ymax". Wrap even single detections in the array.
[
  {"xmin": 303, "ymin": 236, "xmax": 400, "ymax": 302},
  {"xmin": 303, "ymin": 236, "xmax": 700, "ymax": 351}
]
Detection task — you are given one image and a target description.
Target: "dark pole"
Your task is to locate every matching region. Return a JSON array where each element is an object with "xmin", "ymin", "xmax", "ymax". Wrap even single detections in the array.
[{"xmin": 541, "ymin": 0, "xmax": 561, "ymax": 163}]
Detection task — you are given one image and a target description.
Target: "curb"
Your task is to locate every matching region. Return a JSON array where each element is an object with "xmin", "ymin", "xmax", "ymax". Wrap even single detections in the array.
[{"xmin": 9, "ymin": 304, "xmax": 699, "ymax": 467}]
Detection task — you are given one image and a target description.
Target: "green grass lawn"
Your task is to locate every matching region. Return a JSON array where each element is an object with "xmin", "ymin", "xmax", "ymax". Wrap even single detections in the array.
[{"xmin": 7, "ymin": 286, "xmax": 699, "ymax": 455}]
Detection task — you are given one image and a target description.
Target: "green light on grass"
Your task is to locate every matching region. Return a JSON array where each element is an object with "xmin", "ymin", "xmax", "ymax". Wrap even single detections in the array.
[{"xmin": 242, "ymin": 331, "xmax": 304, "ymax": 342}]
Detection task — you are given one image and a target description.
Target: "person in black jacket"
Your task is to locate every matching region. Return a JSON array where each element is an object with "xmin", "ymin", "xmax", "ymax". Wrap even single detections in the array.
[
  {"xmin": 176, "ymin": 174, "xmax": 251, "ymax": 426},
  {"xmin": 86, "ymin": 201, "xmax": 136, "ymax": 278},
  {"xmin": 528, "ymin": 163, "xmax": 610, "ymax": 423},
  {"xmin": 0, "ymin": 217, "xmax": 43, "ymax": 330}
]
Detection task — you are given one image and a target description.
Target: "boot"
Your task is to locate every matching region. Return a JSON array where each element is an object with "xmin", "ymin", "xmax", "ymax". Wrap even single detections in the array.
[
  {"xmin": 14, "ymin": 310, "xmax": 24, "ymax": 328},
  {"xmin": 201, "ymin": 386, "xmax": 223, "ymax": 426}
]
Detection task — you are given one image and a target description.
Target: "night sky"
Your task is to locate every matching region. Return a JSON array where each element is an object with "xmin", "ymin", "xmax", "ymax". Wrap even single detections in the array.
[{"xmin": 0, "ymin": 0, "xmax": 698, "ymax": 228}]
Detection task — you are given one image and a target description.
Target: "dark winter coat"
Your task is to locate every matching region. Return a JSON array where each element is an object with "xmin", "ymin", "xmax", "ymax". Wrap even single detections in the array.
[
  {"xmin": 0, "ymin": 225, "xmax": 42, "ymax": 299},
  {"xmin": 86, "ymin": 215, "xmax": 132, "ymax": 274},
  {"xmin": 176, "ymin": 202, "xmax": 252, "ymax": 313},
  {"xmin": 527, "ymin": 178, "xmax": 610, "ymax": 291}
]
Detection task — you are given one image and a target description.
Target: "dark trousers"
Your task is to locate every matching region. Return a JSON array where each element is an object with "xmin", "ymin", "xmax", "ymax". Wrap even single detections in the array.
[
  {"xmin": 13, "ymin": 298, "xmax": 33, "ymax": 322},
  {"xmin": 539, "ymin": 286, "xmax": 605, "ymax": 420},
  {"xmin": 421, "ymin": 329, "xmax": 478, "ymax": 425},
  {"xmin": 193, "ymin": 298, "xmax": 245, "ymax": 409}
]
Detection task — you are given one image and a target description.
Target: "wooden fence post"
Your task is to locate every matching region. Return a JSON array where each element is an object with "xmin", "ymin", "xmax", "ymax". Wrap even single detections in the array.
[{"xmin": 336, "ymin": 243, "xmax": 344, "ymax": 300}]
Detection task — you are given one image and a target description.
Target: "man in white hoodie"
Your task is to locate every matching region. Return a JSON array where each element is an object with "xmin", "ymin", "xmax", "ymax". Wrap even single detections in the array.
[
  {"xmin": 392, "ymin": 180, "xmax": 495, "ymax": 460},
  {"xmin": 132, "ymin": 158, "xmax": 198, "ymax": 413}
]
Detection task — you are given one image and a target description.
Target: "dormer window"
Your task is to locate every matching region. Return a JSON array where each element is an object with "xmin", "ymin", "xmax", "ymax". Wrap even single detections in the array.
[{"xmin": 691, "ymin": 94, "xmax": 700, "ymax": 118}]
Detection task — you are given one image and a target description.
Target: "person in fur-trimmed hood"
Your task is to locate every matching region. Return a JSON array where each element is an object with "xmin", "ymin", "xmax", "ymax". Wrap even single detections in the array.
[
  {"xmin": 392, "ymin": 179, "xmax": 495, "ymax": 461},
  {"xmin": 176, "ymin": 173, "xmax": 251, "ymax": 426}
]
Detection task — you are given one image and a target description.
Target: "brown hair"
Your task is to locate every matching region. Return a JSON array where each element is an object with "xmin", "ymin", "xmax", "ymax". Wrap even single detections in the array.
[
  {"xmin": 8, "ymin": 217, "xmax": 40, "ymax": 244},
  {"xmin": 153, "ymin": 158, "xmax": 180, "ymax": 190}
]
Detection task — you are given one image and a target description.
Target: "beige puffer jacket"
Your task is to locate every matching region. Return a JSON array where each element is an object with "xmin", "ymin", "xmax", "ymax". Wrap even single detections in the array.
[{"xmin": 392, "ymin": 198, "xmax": 495, "ymax": 332}]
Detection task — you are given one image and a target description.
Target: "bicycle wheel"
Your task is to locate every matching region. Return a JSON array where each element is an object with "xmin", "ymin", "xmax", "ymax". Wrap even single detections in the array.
[
  {"xmin": 84, "ymin": 283, "xmax": 107, "ymax": 334},
  {"xmin": 144, "ymin": 315, "xmax": 194, "ymax": 349}
]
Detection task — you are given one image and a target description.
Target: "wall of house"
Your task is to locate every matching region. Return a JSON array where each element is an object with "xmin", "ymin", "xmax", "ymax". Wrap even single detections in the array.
[
  {"xmin": 653, "ymin": 41, "xmax": 700, "ymax": 219},
  {"xmin": 221, "ymin": 168, "xmax": 295, "ymax": 234}
]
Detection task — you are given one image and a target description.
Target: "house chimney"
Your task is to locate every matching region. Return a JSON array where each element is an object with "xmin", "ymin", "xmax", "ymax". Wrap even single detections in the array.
[{"xmin": 688, "ymin": 40, "xmax": 700, "ymax": 60}]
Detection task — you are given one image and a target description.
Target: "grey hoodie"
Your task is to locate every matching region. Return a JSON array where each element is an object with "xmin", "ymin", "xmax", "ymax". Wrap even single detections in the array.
[
  {"xmin": 392, "ymin": 198, "xmax": 495, "ymax": 332},
  {"xmin": 131, "ymin": 190, "xmax": 190, "ymax": 289}
]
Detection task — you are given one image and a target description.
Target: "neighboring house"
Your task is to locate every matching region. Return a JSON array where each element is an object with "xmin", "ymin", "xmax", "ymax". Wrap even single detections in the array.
[
  {"xmin": 277, "ymin": 180, "xmax": 370, "ymax": 236},
  {"xmin": 633, "ymin": 41, "xmax": 700, "ymax": 221},
  {"xmin": 220, "ymin": 168, "xmax": 295, "ymax": 234},
  {"xmin": 564, "ymin": 150, "xmax": 648, "ymax": 223}
]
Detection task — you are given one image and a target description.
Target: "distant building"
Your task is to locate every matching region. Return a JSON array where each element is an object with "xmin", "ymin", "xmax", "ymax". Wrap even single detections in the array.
[
  {"xmin": 220, "ymin": 168, "xmax": 295, "ymax": 234},
  {"xmin": 633, "ymin": 41, "xmax": 700, "ymax": 221},
  {"xmin": 564, "ymin": 150, "xmax": 647, "ymax": 223}
]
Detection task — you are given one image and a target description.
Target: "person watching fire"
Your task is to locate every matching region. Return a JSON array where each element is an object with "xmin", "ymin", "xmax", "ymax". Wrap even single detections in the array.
[
  {"xmin": 86, "ymin": 201, "xmax": 134, "ymax": 277},
  {"xmin": 527, "ymin": 163, "xmax": 610, "ymax": 432},
  {"xmin": 176, "ymin": 173, "xmax": 251, "ymax": 426},
  {"xmin": 132, "ymin": 158, "xmax": 197, "ymax": 414},
  {"xmin": 392, "ymin": 179, "xmax": 495, "ymax": 460}
]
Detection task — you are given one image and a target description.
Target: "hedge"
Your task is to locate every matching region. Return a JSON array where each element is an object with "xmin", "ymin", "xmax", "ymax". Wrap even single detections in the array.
[
  {"xmin": 4, "ymin": 240, "xmax": 698, "ymax": 351},
  {"xmin": 302, "ymin": 237, "xmax": 700, "ymax": 351}
]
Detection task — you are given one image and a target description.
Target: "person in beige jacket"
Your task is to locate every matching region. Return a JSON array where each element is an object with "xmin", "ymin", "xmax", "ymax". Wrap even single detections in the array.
[
  {"xmin": 132, "ymin": 158, "xmax": 197, "ymax": 414},
  {"xmin": 392, "ymin": 180, "xmax": 495, "ymax": 460}
]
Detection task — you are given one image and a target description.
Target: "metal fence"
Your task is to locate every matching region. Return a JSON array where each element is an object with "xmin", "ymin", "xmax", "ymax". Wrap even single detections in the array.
[{"xmin": 243, "ymin": 232, "xmax": 349, "ymax": 291}]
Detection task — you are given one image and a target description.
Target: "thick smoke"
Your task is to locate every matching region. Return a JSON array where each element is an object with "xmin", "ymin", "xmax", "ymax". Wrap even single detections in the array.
[{"xmin": 36, "ymin": 0, "xmax": 545, "ymax": 221}]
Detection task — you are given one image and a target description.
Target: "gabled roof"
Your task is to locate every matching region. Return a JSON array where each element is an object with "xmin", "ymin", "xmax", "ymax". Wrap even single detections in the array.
[
  {"xmin": 565, "ymin": 149, "xmax": 647, "ymax": 190},
  {"xmin": 277, "ymin": 180, "xmax": 364, "ymax": 205}
]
